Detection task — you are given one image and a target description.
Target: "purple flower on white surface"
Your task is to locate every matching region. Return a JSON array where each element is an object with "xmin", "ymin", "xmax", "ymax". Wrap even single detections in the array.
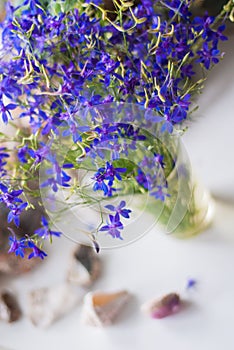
[
  {"xmin": 100, "ymin": 213, "xmax": 124, "ymax": 239},
  {"xmin": 105, "ymin": 201, "xmax": 132, "ymax": 219}
]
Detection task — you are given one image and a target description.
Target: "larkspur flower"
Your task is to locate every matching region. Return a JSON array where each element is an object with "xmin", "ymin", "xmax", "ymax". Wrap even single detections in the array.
[
  {"xmin": 197, "ymin": 42, "xmax": 220, "ymax": 69},
  {"xmin": 100, "ymin": 213, "xmax": 124, "ymax": 239},
  {"xmin": 105, "ymin": 200, "xmax": 132, "ymax": 219},
  {"xmin": 33, "ymin": 143, "xmax": 51, "ymax": 165},
  {"xmin": 35, "ymin": 216, "xmax": 62, "ymax": 239},
  {"xmin": 41, "ymin": 160, "xmax": 71, "ymax": 192},
  {"xmin": 140, "ymin": 154, "xmax": 165, "ymax": 170},
  {"xmin": 17, "ymin": 145, "xmax": 34, "ymax": 164},
  {"xmin": 0, "ymin": 102, "xmax": 17, "ymax": 124},
  {"xmin": 150, "ymin": 185, "xmax": 170, "ymax": 201},
  {"xmin": 7, "ymin": 202, "xmax": 28, "ymax": 227},
  {"xmin": 94, "ymin": 124, "xmax": 118, "ymax": 142},
  {"xmin": 117, "ymin": 124, "xmax": 146, "ymax": 141},
  {"xmin": 92, "ymin": 162, "xmax": 126, "ymax": 196},
  {"xmin": 8, "ymin": 236, "xmax": 27, "ymax": 258},
  {"xmin": 93, "ymin": 171, "xmax": 109, "ymax": 195},
  {"xmin": 136, "ymin": 169, "xmax": 150, "ymax": 190},
  {"xmin": 154, "ymin": 154, "xmax": 165, "ymax": 168},
  {"xmin": 21, "ymin": 0, "xmax": 45, "ymax": 16},
  {"xmin": 105, "ymin": 162, "xmax": 126, "ymax": 184},
  {"xmin": 27, "ymin": 241, "xmax": 47, "ymax": 259},
  {"xmin": 0, "ymin": 184, "xmax": 23, "ymax": 206}
]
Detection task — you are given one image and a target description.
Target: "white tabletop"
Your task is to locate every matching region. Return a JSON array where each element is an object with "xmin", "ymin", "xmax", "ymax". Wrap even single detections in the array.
[{"xmin": 1, "ymin": 31, "xmax": 234, "ymax": 350}]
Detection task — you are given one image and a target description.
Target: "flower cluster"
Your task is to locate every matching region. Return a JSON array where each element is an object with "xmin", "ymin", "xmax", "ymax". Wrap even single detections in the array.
[
  {"xmin": 0, "ymin": 0, "xmax": 232, "ymax": 257},
  {"xmin": 8, "ymin": 235, "xmax": 47, "ymax": 259},
  {"xmin": 0, "ymin": 184, "xmax": 28, "ymax": 227}
]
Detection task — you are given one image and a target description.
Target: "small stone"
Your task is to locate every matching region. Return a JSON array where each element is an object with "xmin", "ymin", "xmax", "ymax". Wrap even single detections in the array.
[
  {"xmin": 67, "ymin": 244, "xmax": 101, "ymax": 287},
  {"xmin": 28, "ymin": 284, "xmax": 83, "ymax": 328},
  {"xmin": 0, "ymin": 291, "xmax": 22, "ymax": 323},
  {"xmin": 82, "ymin": 290, "xmax": 131, "ymax": 327},
  {"xmin": 141, "ymin": 293, "xmax": 181, "ymax": 319}
]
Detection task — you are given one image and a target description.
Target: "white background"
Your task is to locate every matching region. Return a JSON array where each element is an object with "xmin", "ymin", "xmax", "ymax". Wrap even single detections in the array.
[{"xmin": 0, "ymin": 29, "xmax": 234, "ymax": 350}]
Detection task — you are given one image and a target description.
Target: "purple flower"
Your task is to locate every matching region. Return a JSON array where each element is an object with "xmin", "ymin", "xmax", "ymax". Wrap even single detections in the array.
[
  {"xmin": 0, "ymin": 184, "xmax": 23, "ymax": 207},
  {"xmin": 154, "ymin": 154, "xmax": 165, "ymax": 168},
  {"xmin": 92, "ymin": 162, "xmax": 126, "ymax": 196},
  {"xmin": 83, "ymin": 95, "xmax": 103, "ymax": 107},
  {"xmin": 105, "ymin": 162, "xmax": 126, "ymax": 184},
  {"xmin": 0, "ymin": 184, "xmax": 28, "ymax": 226},
  {"xmin": 136, "ymin": 169, "xmax": 150, "ymax": 190},
  {"xmin": 94, "ymin": 124, "xmax": 118, "ymax": 142},
  {"xmin": 21, "ymin": 0, "xmax": 45, "ymax": 16},
  {"xmin": 117, "ymin": 124, "xmax": 146, "ymax": 141},
  {"xmin": 170, "ymin": 94, "xmax": 191, "ymax": 123},
  {"xmin": 41, "ymin": 161, "xmax": 71, "ymax": 192},
  {"xmin": 150, "ymin": 185, "xmax": 170, "ymax": 201},
  {"xmin": 197, "ymin": 42, "xmax": 220, "ymax": 69},
  {"xmin": 193, "ymin": 15, "xmax": 215, "ymax": 41},
  {"xmin": 96, "ymin": 53, "xmax": 121, "ymax": 86},
  {"xmin": 181, "ymin": 64, "xmax": 195, "ymax": 78},
  {"xmin": 140, "ymin": 154, "xmax": 165, "ymax": 170},
  {"xmin": 7, "ymin": 202, "xmax": 28, "ymax": 227},
  {"xmin": 8, "ymin": 235, "xmax": 27, "ymax": 258},
  {"xmin": 100, "ymin": 213, "xmax": 124, "ymax": 239},
  {"xmin": 93, "ymin": 167, "xmax": 109, "ymax": 195},
  {"xmin": 35, "ymin": 216, "xmax": 62, "ymax": 239},
  {"xmin": 33, "ymin": 143, "xmax": 51, "ymax": 165},
  {"xmin": 119, "ymin": 71, "xmax": 139, "ymax": 95},
  {"xmin": 17, "ymin": 145, "xmax": 35, "ymax": 164},
  {"xmin": 27, "ymin": 241, "xmax": 47, "ymax": 259},
  {"xmin": 105, "ymin": 200, "xmax": 132, "ymax": 219},
  {"xmin": 0, "ymin": 102, "xmax": 17, "ymax": 124},
  {"xmin": 62, "ymin": 117, "xmax": 90, "ymax": 143}
]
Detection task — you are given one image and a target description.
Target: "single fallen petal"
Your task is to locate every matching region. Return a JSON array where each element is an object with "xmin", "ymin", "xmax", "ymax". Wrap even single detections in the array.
[
  {"xmin": 67, "ymin": 244, "xmax": 101, "ymax": 287},
  {"xmin": 28, "ymin": 284, "xmax": 83, "ymax": 328},
  {"xmin": 141, "ymin": 293, "xmax": 181, "ymax": 319},
  {"xmin": 0, "ymin": 291, "xmax": 22, "ymax": 323},
  {"xmin": 186, "ymin": 278, "xmax": 197, "ymax": 290},
  {"xmin": 82, "ymin": 290, "xmax": 131, "ymax": 327}
]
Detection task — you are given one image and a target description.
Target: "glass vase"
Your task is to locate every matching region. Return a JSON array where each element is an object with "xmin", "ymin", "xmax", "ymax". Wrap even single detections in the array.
[
  {"xmin": 39, "ymin": 103, "xmax": 215, "ymax": 248},
  {"xmin": 145, "ymin": 135, "xmax": 215, "ymax": 238}
]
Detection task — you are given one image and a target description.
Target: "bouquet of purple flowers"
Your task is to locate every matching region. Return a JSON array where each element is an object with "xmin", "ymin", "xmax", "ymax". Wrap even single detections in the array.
[{"xmin": 0, "ymin": 0, "xmax": 233, "ymax": 258}]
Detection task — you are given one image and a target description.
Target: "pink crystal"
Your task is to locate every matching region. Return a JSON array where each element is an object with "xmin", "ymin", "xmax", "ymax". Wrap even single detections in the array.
[{"xmin": 142, "ymin": 293, "xmax": 181, "ymax": 319}]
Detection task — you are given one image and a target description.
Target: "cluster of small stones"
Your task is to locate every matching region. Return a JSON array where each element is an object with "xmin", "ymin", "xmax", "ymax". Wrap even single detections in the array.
[{"xmin": 0, "ymin": 240, "xmax": 183, "ymax": 328}]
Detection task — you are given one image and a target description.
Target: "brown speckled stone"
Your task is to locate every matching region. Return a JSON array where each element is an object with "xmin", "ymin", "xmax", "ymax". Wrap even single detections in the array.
[
  {"xmin": 0, "ymin": 250, "xmax": 40, "ymax": 276},
  {"xmin": 67, "ymin": 245, "xmax": 101, "ymax": 287},
  {"xmin": 0, "ymin": 291, "xmax": 22, "ymax": 323}
]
